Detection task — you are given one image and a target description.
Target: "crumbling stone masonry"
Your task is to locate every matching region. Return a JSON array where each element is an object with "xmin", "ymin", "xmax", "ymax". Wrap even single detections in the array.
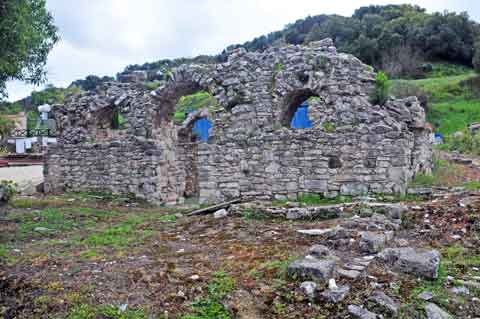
[{"xmin": 44, "ymin": 38, "xmax": 432, "ymax": 205}]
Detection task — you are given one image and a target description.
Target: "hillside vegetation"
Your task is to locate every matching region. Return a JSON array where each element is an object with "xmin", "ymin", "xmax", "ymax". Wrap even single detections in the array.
[
  {"xmin": 391, "ymin": 64, "xmax": 480, "ymax": 136},
  {"xmin": 1, "ymin": 4, "xmax": 480, "ymax": 142}
]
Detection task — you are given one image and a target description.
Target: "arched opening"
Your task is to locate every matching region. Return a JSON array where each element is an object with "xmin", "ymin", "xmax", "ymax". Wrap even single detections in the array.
[
  {"xmin": 192, "ymin": 118, "xmax": 213, "ymax": 142},
  {"xmin": 291, "ymin": 101, "xmax": 312, "ymax": 129},
  {"xmin": 281, "ymin": 89, "xmax": 318, "ymax": 128},
  {"xmin": 93, "ymin": 105, "xmax": 127, "ymax": 141},
  {"xmin": 174, "ymin": 91, "xmax": 218, "ymax": 124},
  {"xmin": 96, "ymin": 106, "xmax": 126, "ymax": 130}
]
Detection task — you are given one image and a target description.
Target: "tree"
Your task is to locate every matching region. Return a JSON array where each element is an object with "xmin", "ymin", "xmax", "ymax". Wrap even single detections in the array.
[
  {"xmin": 474, "ymin": 39, "xmax": 480, "ymax": 73},
  {"xmin": 0, "ymin": 0, "xmax": 59, "ymax": 100}
]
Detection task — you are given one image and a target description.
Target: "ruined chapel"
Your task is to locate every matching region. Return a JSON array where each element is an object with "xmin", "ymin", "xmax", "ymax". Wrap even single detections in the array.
[{"xmin": 44, "ymin": 38, "xmax": 432, "ymax": 205}]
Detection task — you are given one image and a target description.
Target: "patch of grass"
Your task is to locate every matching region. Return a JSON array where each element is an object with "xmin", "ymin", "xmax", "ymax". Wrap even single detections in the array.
[
  {"xmin": 401, "ymin": 246, "xmax": 480, "ymax": 317},
  {"xmin": 297, "ymin": 193, "xmax": 351, "ymax": 206},
  {"xmin": 425, "ymin": 63, "xmax": 473, "ymax": 78},
  {"xmin": 428, "ymin": 99, "xmax": 480, "ymax": 136},
  {"xmin": 181, "ymin": 271, "xmax": 235, "ymax": 319},
  {"xmin": 464, "ymin": 181, "xmax": 480, "ymax": 190},
  {"xmin": 11, "ymin": 197, "xmax": 70, "ymax": 209},
  {"xmin": 242, "ymin": 209, "xmax": 270, "ymax": 221},
  {"xmin": 409, "ymin": 173, "xmax": 437, "ymax": 187},
  {"xmin": 17, "ymin": 208, "xmax": 77, "ymax": 237},
  {"xmin": 410, "ymin": 263, "xmax": 449, "ymax": 307},
  {"xmin": 0, "ymin": 244, "xmax": 9, "ymax": 260},
  {"xmin": 83, "ymin": 216, "xmax": 151, "ymax": 247},
  {"xmin": 158, "ymin": 213, "xmax": 177, "ymax": 223},
  {"xmin": 392, "ymin": 72, "xmax": 475, "ymax": 104},
  {"xmin": 375, "ymin": 193, "xmax": 424, "ymax": 203},
  {"xmin": 79, "ymin": 249, "xmax": 98, "ymax": 260},
  {"xmin": 67, "ymin": 304, "xmax": 147, "ymax": 319},
  {"xmin": 409, "ymin": 156, "xmax": 464, "ymax": 188}
]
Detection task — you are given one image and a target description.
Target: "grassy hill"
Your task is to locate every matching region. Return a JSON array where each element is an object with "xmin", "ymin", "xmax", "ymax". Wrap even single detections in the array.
[{"xmin": 391, "ymin": 65, "xmax": 480, "ymax": 136}]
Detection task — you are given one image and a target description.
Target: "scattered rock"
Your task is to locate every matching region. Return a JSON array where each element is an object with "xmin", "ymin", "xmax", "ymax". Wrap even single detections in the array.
[
  {"xmin": 424, "ymin": 303, "xmax": 453, "ymax": 319},
  {"xmin": 214, "ymin": 209, "xmax": 229, "ymax": 219},
  {"xmin": 343, "ymin": 263, "xmax": 366, "ymax": 271},
  {"xmin": 379, "ymin": 247, "xmax": 440, "ymax": 279},
  {"xmin": 457, "ymin": 280, "xmax": 480, "ymax": 289},
  {"xmin": 450, "ymin": 286, "xmax": 470, "ymax": 295},
  {"xmin": 297, "ymin": 229, "xmax": 334, "ymax": 236},
  {"xmin": 286, "ymin": 205, "xmax": 341, "ymax": 220},
  {"xmin": 407, "ymin": 187, "xmax": 433, "ymax": 197},
  {"xmin": 288, "ymin": 257, "xmax": 336, "ymax": 283},
  {"xmin": 33, "ymin": 227, "xmax": 52, "ymax": 234},
  {"xmin": 321, "ymin": 284, "xmax": 350, "ymax": 303},
  {"xmin": 189, "ymin": 275, "xmax": 200, "ymax": 281},
  {"xmin": 360, "ymin": 232, "xmax": 387, "ymax": 253},
  {"xmin": 308, "ymin": 244, "xmax": 331, "ymax": 258},
  {"xmin": 299, "ymin": 281, "xmax": 317, "ymax": 299},
  {"xmin": 370, "ymin": 290, "xmax": 399, "ymax": 316},
  {"xmin": 418, "ymin": 291, "xmax": 434, "ymax": 301},
  {"xmin": 348, "ymin": 305, "xmax": 379, "ymax": 319},
  {"xmin": 337, "ymin": 268, "xmax": 362, "ymax": 280}
]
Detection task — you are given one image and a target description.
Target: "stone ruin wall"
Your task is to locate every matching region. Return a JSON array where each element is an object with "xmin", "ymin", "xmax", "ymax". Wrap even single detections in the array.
[{"xmin": 44, "ymin": 39, "xmax": 432, "ymax": 205}]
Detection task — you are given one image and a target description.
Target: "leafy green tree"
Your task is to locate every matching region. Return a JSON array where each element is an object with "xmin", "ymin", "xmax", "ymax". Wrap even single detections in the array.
[
  {"xmin": 0, "ymin": 0, "xmax": 59, "ymax": 100},
  {"xmin": 474, "ymin": 39, "xmax": 480, "ymax": 73}
]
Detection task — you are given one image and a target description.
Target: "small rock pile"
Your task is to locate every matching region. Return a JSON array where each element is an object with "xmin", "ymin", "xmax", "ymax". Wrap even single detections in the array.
[{"xmin": 287, "ymin": 203, "xmax": 449, "ymax": 318}]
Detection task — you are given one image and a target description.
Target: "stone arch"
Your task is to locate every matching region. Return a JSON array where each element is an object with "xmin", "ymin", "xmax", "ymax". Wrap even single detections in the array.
[
  {"xmin": 281, "ymin": 88, "xmax": 319, "ymax": 127},
  {"xmin": 152, "ymin": 80, "xmax": 203, "ymax": 128},
  {"xmin": 91, "ymin": 103, "xmax": 127, "ymax": 141},
  {"xmin": 149, "ymin": 68, "xmax": 222, "ymax": 201}
]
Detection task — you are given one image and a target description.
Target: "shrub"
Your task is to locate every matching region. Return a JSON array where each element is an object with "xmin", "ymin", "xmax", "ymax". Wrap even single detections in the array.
[
  {"xmin": 372, "ymin": 72, "xmax": 390, "ymax": 105},
  {"xmin": 174, "ymin": 91, "xmax": 217, "ymax": 124},
  {"xmin": 447, "ymin": 129, "xmax": 480, "ymax": 155},
  {"xmin": 144, "ymin": 80, "xmax": 161, "ymax": 91}
]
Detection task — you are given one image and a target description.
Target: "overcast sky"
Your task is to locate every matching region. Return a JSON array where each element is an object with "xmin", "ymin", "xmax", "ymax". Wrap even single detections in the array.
[{"xmin": 6, "ymin": 0, "xmax": 479, "ymax": 101}]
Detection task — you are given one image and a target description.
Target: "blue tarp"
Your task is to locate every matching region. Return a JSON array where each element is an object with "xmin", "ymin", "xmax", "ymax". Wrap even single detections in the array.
[
  {"xmin": 193, "ymin": 118, "xmax": 212, "ymax": 142},
  {"xmin": 291, "ymin": 102, "xmax": 312, "ymax": 129}
]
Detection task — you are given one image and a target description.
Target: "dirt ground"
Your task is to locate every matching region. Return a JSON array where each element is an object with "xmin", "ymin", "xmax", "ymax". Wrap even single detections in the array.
[{"xmin": 1, "ymin": 158, "xmax": 480, "ymax": 318}]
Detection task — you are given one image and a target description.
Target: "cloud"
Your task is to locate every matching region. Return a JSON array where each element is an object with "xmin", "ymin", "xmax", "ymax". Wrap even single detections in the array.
[{"xmin": 6, "ymin": 0, "xmax": 479, "ymax": 101}]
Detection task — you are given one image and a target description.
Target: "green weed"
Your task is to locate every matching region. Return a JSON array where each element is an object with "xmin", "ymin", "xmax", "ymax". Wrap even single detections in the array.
[
  {"xmin": 297, "ymin": 193, "xmax": 351, "ymax": 206},
  {"xmin": 242, "ymin": 209, "xmax": 270, "ymax": 221},
  {"xmin": 322, "ymin": 121, "xmax": 336, "ymax": 133},
  {"xmin": 158, "ymin": 213, "xmax": 177, "ymax": 223},
  {"xmin": 181, "ymin": 271, "xmax": 235, "ymax": 319},
  {"xmin": 83, "ymin": 216, "xmax": 150, "ymax": 247},
  {"xmin": 67, "ymin": 304, "xmax": 147, "ymax": 319},
  {"xmin": 18, "ymin": 209, "xmax": 77, "ymax": 236},
  {"xmin": 464, "ymin": 181, "xmax": 480, "ymax": 190}
]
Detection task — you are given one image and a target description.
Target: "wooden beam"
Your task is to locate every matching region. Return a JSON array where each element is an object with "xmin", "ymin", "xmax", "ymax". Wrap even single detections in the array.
[{"xmin": 187, "ymin": 199, "xmax": 241, "ymax": 216}]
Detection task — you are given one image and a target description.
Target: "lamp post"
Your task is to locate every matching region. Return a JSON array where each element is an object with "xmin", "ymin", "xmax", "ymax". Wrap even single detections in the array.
[{"xmin": 37, "ymin": 104, "xmax": 51, "ymax": 152}]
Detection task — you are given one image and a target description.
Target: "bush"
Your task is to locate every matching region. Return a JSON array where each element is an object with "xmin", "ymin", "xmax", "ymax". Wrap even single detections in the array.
[
  {"xmin": 446, "ymin": 129, "xmax": 480, "ymax": 155},
  {"xmin": 372, "ymin": 72, "xmax": 390, "ymax": 105}
]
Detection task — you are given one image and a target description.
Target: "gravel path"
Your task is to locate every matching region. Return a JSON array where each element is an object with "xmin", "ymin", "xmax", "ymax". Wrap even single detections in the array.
[{"xmin": 0, "ymin": 165, "xmax": 43, "ymax": 193}]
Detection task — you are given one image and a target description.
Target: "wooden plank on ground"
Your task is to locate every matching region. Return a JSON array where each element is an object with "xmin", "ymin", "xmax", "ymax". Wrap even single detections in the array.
[{"xmin": 187, "ymin": 199, "xmax": 241, "ymax": 216}]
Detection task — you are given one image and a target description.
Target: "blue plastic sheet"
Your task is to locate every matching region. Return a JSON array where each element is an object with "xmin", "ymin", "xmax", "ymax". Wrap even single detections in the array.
[
  {"xmin": 192, "ymin": 118, "xmax": 213, "ymax": 142},
  {"xmin": 291, "ymin": 102, "xmax": 312, "ymax": 129}
]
